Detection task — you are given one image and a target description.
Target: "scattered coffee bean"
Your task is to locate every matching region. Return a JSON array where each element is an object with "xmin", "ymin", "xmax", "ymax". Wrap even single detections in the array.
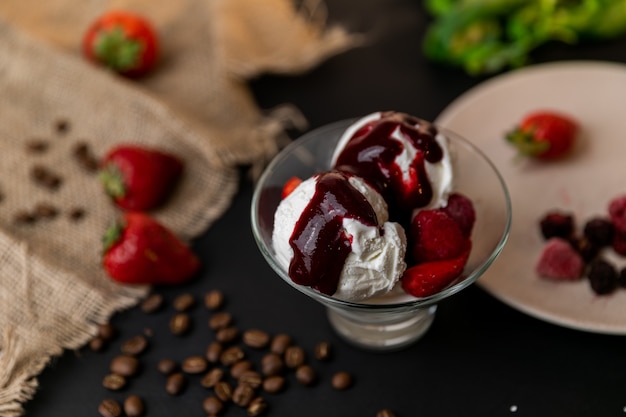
[
  {"xmin": 216, "ymin": 326, "xmax": 239, "ymax": 344},
  {"xmin": 269, "ymin": 333, "xmax": 292, "ymax": 355},
  {"xmin": 89, "ymin": 336, "xmax": 106, "ymax": 352},
  {"xmin": 231, "ymin": 360, "xmax": 253, "ymax": 379},
  {"xmin": 165, "ymin": 372, "xmax": 186, "ymax": 396},
  {"xmin": 262, "ymin": 375, "xmax": 285, "ymax": 394},
  {"xmin": 331, "ymin": 371, "xmax": 353, "ymax": 390},
  {"xmin": 110, "ymin": 355, "xmax": 140, "ymax": 377},
  {"xmin": 97, "ymin": 323, "xmax": 116, "ymax": 340},
  {"xmin": 314, "ymin": 341, "xmax": 332, "ymax": 361},
  {"xmin": 31, "ymin": 164, "xmax": 62, "ymax": 190},
  {"xmin": 204, "ymin": 289, "xmax": 224, "ymax": 310},
  {"xmin": 208, "ymin": 312, "xmax": 232, "ymax": 330},
  {"xmin": 98, "ymin": 398, "xmax": 122, "ymax": 417},
  {"xmin": 14, "ymin": 210, "xmax": 35, "ymax": 224},
  {"xmin": 284, "ymin": 346, "xmax": 306, "ymax": 369},
  {"xmin": 220, "ymin": 345, "xmax": 245, "ymax": 367},
  {"xmin": 157, "ymin": 359, "xmax": 178, "ymax": 376},
  {"xmin": 102, "ymin": 373, "xmax": 127, "ymax": 391},
  {"xmin": 173, "ymin": 293, "xmax": 195, "ymax": 311},
  {"xmin": 201, "ymin": 368, "xmax": 224, "ymax": 388},
  {"xmin": 376, "ymin": 409, "xmax": 397, "ymax": 417},
  {"xmin": 238, "ymin": 370, "xmax": 263, "ymax": 389},
  {"xmin": 141, "ymin": 293, "xmax": 164, "ymax": 313},
  {"xmin": 205, "ymin": 342, "xmax": 223, "ymax": 363},
  {"xmin": 72, "ymin": 142, "xmax": 99, "ymax": 172},
  {"xmin": 261, "ymin": 353, "xmax": 284, "ymax": 377},
  {"xmin": 233, "ymin": 383, "xmax": 256, "ymax": 407},
  {"xmin": 67, "ymin": 207, "xmax": 86, "ymax": 221},
  {"xmin": 121, "ymin": 335, "xmax": 149, "ymax": 356},
  {"xmin": 247, "ymin": 397, "xmax": 268, "ymax": 417},
  {"xmin": 295, "ymin": 365, "xmax": 317, "ymax": 386},
  {"xmin": 54, "ymin": 118, "xmax": 70, "ymax": 134},
  {"xmin": 25, "ymin": 139, "xmax": 49, "ymax": 154},
  {"xmin": 202, "ymin": 396, "xmax": 224, "ymax": 415},
  {"xmin": 243, "ymin": 329, "xmax": 270, "ymax": 349},
  {"xmin": 123, "ymin": 395, "xmax": 145, "ymax": 417},
  {"xmin": 182, "ymin": 355, "xmax": 208, "ymax": 374},
  {"xmin": 34, "ymin": 202, "xmax": 58, "ymax": 219},
  {"xmin": 169, "ymin": 312, "xmax": 191, "ymax": 335},
  {"xmin": 214, "ymin": 381, "xmax": 233, "ymax": 402}
]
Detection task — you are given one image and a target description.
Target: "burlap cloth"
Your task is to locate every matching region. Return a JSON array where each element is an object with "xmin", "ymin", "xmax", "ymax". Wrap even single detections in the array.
[{"xmin": 0, "ymin": 0, "xmax": 360, "ymax": 414}]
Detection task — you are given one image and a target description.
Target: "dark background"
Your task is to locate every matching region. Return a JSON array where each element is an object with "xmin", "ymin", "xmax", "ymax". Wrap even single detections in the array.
[{"xmin": 25, "ymin": 1, "xmax": 626, "ymax": 416}]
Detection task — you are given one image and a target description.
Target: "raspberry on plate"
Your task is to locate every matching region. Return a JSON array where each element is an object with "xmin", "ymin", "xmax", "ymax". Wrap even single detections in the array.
[
  {"xmin": 410, "ymin": 208, "xmax": 468, "ymax": 263},
  {"xmin": 539, "ymin": 211, "xmax": 574, "ymax": 240},
  {"xmin": 608, "ymin": 194, "xmax": 626, "ymax": 233},
  {"xmin": 587, "ymin": 259, "xmax": 618, "ymax": 295},
  {"xmin": 535, "ymin": 237, "xmax": 584, "ymax": 281}
]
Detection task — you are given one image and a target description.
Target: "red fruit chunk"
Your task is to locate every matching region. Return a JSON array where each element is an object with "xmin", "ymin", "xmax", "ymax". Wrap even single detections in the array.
[
  {"xmin": 442, "ymin": 192, "xmax": 475, "ymax": 238},
  {"xmin": 411, "ymin": 209, "xmax": 467, "ymax": 262},
  {"xmin": 539, "ymin": 211, "xmax": 574, "ymax": 240},
  {"xmin": 281, "ymin": 176, "xmax": 302, "ymax": 199},
  {"xmin": 535, "ymin": 237, "xmax": 584, "ymax": 281},
  {"xmin": 608, "ymin": 195, "xmax": 626, "ymax": 233},
  {"xmin": 401, "ymin": 241, "xmax": 471, "ymax": 298},
  {"xmin": 611, "ymin": 231, "xmax": 626, "ymax": 256}
]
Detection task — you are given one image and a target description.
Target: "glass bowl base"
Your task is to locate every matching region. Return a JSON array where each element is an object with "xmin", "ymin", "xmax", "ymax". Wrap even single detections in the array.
[{"xmin": 326, "ymin": 305, "xmax": 437, "ymax": 351}]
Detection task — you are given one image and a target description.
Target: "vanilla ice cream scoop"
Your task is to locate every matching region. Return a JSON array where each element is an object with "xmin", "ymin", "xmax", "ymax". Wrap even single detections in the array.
[
  {"xmin": 272, "ymin": 170, "xmax": 407, "ymax": 302},
  {"xmin": 332, "ymin": 111, "xmax": 453, "ymax": 214}
]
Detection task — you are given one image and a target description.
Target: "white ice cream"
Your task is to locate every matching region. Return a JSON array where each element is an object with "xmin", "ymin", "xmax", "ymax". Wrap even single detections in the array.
[
  {"xmin": 272, "ymin": 173, "xmax": 407, "ymax": 302},
  {"xmin": 332, "ymin": 111, "xmax": 454, "ymax": 212}
]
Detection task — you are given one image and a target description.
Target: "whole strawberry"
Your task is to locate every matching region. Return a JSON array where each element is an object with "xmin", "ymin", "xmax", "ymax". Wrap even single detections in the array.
[
  {"xmin": 103, "ymin": 212, "xmax": 200, "ymax": 285},
  {"xmin": 100, "ymin": 144, "xmax": 184, "ymax": 211},
  {"xmin": 506, "ymin": 110, "xmax": 578, "ymax": 160}
]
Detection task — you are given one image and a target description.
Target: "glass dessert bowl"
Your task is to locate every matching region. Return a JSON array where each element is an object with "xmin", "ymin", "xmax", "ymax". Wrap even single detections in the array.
[{"xmin": 251, "ymin": 117, "xmax": 511, "ymax": 351}]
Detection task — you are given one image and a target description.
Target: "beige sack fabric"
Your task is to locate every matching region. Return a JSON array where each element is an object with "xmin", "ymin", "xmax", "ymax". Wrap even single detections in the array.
[{"xmin": 0, "ymin": 0, "xmax": 359, "ymax": 415}]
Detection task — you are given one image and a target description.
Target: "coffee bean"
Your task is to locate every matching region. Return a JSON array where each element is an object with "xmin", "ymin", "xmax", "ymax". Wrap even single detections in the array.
[
  {"xmin": 220, "ymin": 345, "xmax": 245, "ymax": 367},
  {"xmin": 243, "ymin": 329, "xmax": 270, "ymax": 349},
  {"xmin": 98, "ymin": 398, "xmax": 122, "ymax": 417},
  {"xmin": 54, "ymin": 118, "xmax": 70, "ymax": 134},
  {"xmin": 110, "ymin": 355, "xmax": 140, "ymax": 377},
  {"xmin": 262, "ymin": 375, "xmax": 285, "ymax": 394},
  {"xmin": 295, "ymin": 365, "xmax": 317, "ymax": 386},
  {"xmin": 204, "ymin": 290, "xmax": 224, "ymax": 310},
  {"xmin": 205, "ymin": 342, "xmax": 223, "ymax": 363},
  {"xmin": 97, "ymin": 323, "xmax": 116, "ymax": 341},
  {"xmin": 376, "ymin": 409, "xmax": 397, "ymax": 417},
  {"xmin": 102, "ymin": 373, "xmax": 126, "ymax": 391},
  {"xmin": 123, "ymin": 395, "xmax": 145, "ymax": 417},
  {"xmin": 202, "ymin": 396, "xmax": 224, "ymax": 415},
  {"xmin": 314, "ymin": 341, "xmax": 332, "ymax": 361},
  {"xmin": 141, "ymin": 293, "xmax": 164, "ymax": 313},
  {"xmin": 269, "ymin": 333, "xmax": 292, "ymax": 355},
  {"xmin": 68, "ymin": 207, "xmax": 86, "ymax": 221},
  {"xmin": 201, "ymin": 368, "xmax": 224, "ymax": 388},
  {"xmin": 238, "ymin": 370, "xmax": 263, "ymax": 389},
  {"xmin": 182, "ymin": 355, "xmax": 208, "ymax": 374},
  {"xmin": 165, "ymin": 372, "xmax": 186, "ymax": 396},
  {"xmin": 13, "ymin": 210, "xmax": 35, "ymax": 224},
  {"xmin": 169, "ymin": 313, "xmax": 191, "ymax": 335},
  {"xmin": 157, "ymin": 359, "xmax": 178, "ymax": 375},
  {"xmin": 214, "ymin": 381, "xmax": 233, "ymax": 402},
  {"xmin": 208, "ymin": 312, "xmax": 232, "ymax": 330},
  {"xmin": 261, "ymin": 353, "xmax": 284, "ymax": 376},
  {"xmin": 121, "ymin": 335, "xmax": 149, "ymax": 356},
  {"xmin": 233, "ymin": 383, "xmax": 256, "ymax": 407},
  {"xmin": 216, "ymin": 326, "xmax": 239, "ymax": 344},
  {"xmin": 173, "ymin": 293, "xmax": 195, "ymax": 311},
  {"xmin": 34, "ymin": 202, "xmax": 58, "ymax": 219},
  {"xmin": 25, "ymin": 139, "xmax": 49, "ymax": 154},
  {"xmin": 331, "ymin": 371, "xmax": 353, "ymax": 390},
  {"xmin": 31, "ymin": 164, "xmax": 62, "ymax": 190},
  {"xmin": 89, "ymin": 336, "xmax": 106, "ymax": 352},
  {"xmin": 284, "ymin": 346, "xmax": 305, "ymax": 369},
  {"xmin": 247, "ymin": 397, "xmax": 268, "ymax": 416},
  {"xmin": 231, "ymin": 360, "xmax": 253, "ymax": 379}
]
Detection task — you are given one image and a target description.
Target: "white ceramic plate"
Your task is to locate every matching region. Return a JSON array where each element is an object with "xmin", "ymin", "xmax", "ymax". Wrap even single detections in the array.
[{"xmin": 436, "ymin": 61, "xmax": 626, "ymax": 334}]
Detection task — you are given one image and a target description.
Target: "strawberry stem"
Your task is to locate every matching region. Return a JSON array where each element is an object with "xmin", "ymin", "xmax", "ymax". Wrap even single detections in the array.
[
  {"xmin": 94, "ymin": 27, "xmax": 143, "ymax": 72},
  {"xmin": 99, "ymin": 164, "xmax": 126, "ymax": 199},
  {"xmin": 506, "ymin": 128, "xmax": 550, "ymax": 157},
  {"xmin": 103, "ymin": 220, "xmax": 124, "ymax": 252}
]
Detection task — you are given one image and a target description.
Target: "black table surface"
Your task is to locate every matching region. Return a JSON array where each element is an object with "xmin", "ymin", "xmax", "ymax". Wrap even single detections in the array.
[{"xmin": 26, "ymin": 1, "xmax": 626, "ymax": 417}]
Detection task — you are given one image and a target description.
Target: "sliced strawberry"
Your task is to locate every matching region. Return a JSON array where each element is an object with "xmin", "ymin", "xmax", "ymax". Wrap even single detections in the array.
[
  {"xmin": 442, "ymin": 192, "xmax": 475, "ymax": 238},
  {"xmin": 410, "ymin": 208, "xmax": 467, "ymax": 262},
  {"xmin": 281, "ymin": 176, "xmax": 302, "ymax": 199},
  {"xmin": 401, "ymin": 241, "xmax": 471, "ymax": 298},
  {"xmin": 535, "ymin": 237, "xmax": 584, "ymax": 281}
]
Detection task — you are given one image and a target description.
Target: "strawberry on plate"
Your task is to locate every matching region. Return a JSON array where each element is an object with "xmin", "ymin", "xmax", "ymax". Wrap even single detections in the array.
[
  {"xmin": 103, "ymin": 212, "xmax": 200, "ymax": 285},
  {"xmin": 506, "ymin": 110, "xmax": 578, "ymax": 160},
  {"xmin": 99, "ymin": 144, "xmax": 184, "ymax": 211},
  {"xmin": 83, "ymin": 10, "xmax": 159, "ymax": 77}
]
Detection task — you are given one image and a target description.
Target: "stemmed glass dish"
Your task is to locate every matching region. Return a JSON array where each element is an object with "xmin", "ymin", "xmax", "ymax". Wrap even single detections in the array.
[{"xmin": 251, "ymin": 119, "xmax": 512, "ymax": 351}]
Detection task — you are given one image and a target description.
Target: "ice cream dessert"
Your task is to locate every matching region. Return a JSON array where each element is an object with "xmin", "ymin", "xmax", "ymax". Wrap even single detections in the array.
[{"xmin": 271, "ymin": 111, "xmax": 474, "ymax": 302}]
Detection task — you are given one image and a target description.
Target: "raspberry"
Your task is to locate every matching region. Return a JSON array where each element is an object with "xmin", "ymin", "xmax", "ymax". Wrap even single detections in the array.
[
  {"xmin": 535, "ymin": 237, "xmax": 584, "ymax": 281},
  {"xmin": 611, "ymin": 231, "xmax": 626, "ymax": 256},
  {"xmin": 583, "ymin": 217, "xmax": 614, "ymax": 247},
  {"xmin": 587, "ymin": 259, "xmax": 618, "ymax": 295},
  {"xmin": 568, "ymin": 236, "xmax": 599, "ymax": 263},
  {"xmin": 608, "ymin": 194, "xmax": 626, "ymax": 233},
  {"xmin": 618, "ymin": 267, "xmax": 626, "ymax": 288},
  {"xmin": 441, "ymin": 192, "xmax": 475, "ymax": 238},
  {"xmin": 539, "ymin": 211, "xmax": 574, "ymax": 240},
  {"xmin": 410, "ymin": 209, "xmax": 467, "ymax": 263}
]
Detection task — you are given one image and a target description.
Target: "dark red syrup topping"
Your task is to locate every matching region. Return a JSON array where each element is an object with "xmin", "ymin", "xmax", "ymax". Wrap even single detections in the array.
[
  {"xmin": 333, "ymin": 112, "xmax": 443, "ymax": 213},
  {"xmin": 288, "ymin": 170, "xmax": 379, "ymax": 295}
]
